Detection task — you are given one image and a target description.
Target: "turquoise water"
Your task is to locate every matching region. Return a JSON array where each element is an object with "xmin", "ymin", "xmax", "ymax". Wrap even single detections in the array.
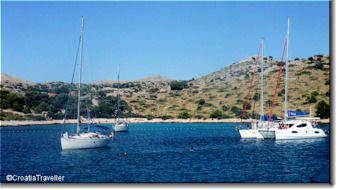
[{"xmin": 0, "ymin": 123, "xmax": 330, "ymax": 183}]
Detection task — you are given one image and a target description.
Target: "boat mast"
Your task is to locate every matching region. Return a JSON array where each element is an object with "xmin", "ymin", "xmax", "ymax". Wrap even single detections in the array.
[
  {"xmin": 260, "ymin": 39, "xmax": 264, "ymax": 121},
  {"xmin": 77, "ymin": 17, "xmax": 84, "ymax": 134},
  {"xmin": 116, "ymin": 65, "xmax": 120, "ymax": 120},
  {"xmin": 284, "ymin": 17, "xmax": 290, "ymax": 121}
]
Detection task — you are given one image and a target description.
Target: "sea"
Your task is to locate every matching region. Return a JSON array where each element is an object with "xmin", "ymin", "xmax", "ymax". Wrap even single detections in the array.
[{"xmin": 0, "ymin": 123, "xmax": 330, "ymax": 183}]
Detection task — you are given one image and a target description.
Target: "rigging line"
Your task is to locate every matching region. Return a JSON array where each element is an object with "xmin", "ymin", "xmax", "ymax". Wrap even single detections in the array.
[
  {"xmin": 63, "ymin": 35, "xmax": 81, "ymax": 121},
  {"xmin": 268, "ymin": 38, "xmax": 288, "ymax": 125},
  {"xmin": 240, "ymin": 43, "xmax": 262, "ymax": 125},
  {"xmin": 251, "ymin": 82, "xmax": 259, "ymax": 119}
]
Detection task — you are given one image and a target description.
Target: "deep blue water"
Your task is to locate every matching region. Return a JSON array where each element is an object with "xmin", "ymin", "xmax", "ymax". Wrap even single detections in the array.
[{"xmin": 0, "ymin": 123, "xmax": 330, "ymax": 183}]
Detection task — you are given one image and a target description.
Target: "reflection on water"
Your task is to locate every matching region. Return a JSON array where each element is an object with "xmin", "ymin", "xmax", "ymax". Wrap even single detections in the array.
[{"xmin": 274, "ymin": 137, "xmax": 327, "ymax": 145}]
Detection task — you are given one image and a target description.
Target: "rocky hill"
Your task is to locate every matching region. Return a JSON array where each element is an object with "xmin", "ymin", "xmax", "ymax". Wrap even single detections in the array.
[
  {"xmin": 1, "ymin": 73, "xmax": 35, "ymax": 89},
  {"xmin": 0, "ymin": 54, "xmax": 330, "ymax": 120}
]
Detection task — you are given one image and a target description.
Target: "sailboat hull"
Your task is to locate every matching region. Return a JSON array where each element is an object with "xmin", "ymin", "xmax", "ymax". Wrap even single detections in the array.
[
  {"xmin": 274, "ymin": 128, "xmax": 326, "ymax": 140},
  {"xmin": 259, "ymin": 126, "xmax": 327, "ymax": 140},
  {"xmin": 61, "ymin": 135, "xmax": 111, "ymax": 150},
  {"xmin": 113, "ymin": 123, "xmax": 129, "ymax": 132},
  {"xmin": 258, "ymin": 129, "xmax": 276, "ymax": 139},
  {"xmin": 239, "ymin": 129, "xmax": 264, "ymax": 139}
]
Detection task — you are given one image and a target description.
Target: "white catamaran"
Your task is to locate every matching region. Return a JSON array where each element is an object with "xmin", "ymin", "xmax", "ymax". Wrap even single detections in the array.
[
  {"xmin": 61, "ymin": 18, "xmax": 113, "ymax": 150},
  {"xmin": 113, "ymin": 67, "xmax": 130, "ymax": 132},
  {"xmin": 258, "ymin": 18, "xmax": 327, "ymax": 140}
]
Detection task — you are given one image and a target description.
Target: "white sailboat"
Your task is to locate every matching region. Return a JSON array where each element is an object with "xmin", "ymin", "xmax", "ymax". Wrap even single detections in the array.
[
  {"xmin": 113, "ymin": 118, "xmax": 129, "ymax": 132},
  {"xmin": 113, "ymin": 67, "xmax": 130, "ymax": 132},
  {"xmin": 61, "ymin": 18, "xmax": 112, "ymax": 150},
  {"xmin": 239, "ymin": 39, "xmax": 265, "ymax": 139},
  {"xmin": 258, "ymin": 18, "xmax": 327, "ymax": 140}
]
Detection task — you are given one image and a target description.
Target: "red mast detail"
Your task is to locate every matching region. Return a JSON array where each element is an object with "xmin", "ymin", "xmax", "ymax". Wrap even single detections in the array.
[
  {"xmin": 241, "ymin": 43, "xmax": 262, "ymax": 122},
  {"xmin": 268, "ymin": 38, "xmax": 288, "ymax": 125}
]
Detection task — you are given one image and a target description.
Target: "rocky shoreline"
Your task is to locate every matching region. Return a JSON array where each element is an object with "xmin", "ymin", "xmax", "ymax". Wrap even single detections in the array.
[{"xmin": 0, "ymin": 118, "xmax": 330, "ymax": 127}]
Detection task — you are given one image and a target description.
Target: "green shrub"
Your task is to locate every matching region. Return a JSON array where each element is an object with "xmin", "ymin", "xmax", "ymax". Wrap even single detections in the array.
[
  {"xmin": 1, "ymin": 90, "xmax": 25, "ymax": 112},
  {"xmin": 210, "ymin": 110, "xmax": 223, "ymax": 119},
  {"xmin": 146, "ymin": 115, "xmax": 154, "ymax": 120},
  {"xmin": 161, "ymin": 115, "xmax": 173, "ymax": 120},
  {"xmin": 306, "ymin": 91, "xmax": 318, "ymax": 104},
  {"xmin": 194, "ymin": 115, "xmax": 204, "ymax": 119},
  {"xmin": 196, "ymin": 99, "xmax": 206, "ymax": 105},
  {"xmin": 170, "ymin": 80, "xmax": 188, "ymax": 90},
  {"xmin": 314, "ymin": 62, "xmax": 324, "ymax": 70},
  {"xmin": 222, "ymin": 105, "xmax": 229, "ymax": 111},
  {"xmin": 277, "ymin": 61, "xmax": 285, "ymax": 66},
  {"xmin": 231, "ymin": 106, "xmax": 242, "ymax": 117},
  {"xmin": 253, "ymin": 92, "xmax": 260, "ymax": 101},
  {"xmin": 178, "ymin": 110, "xmax": 190, "ymax": 119},
  {"xmin": 204, "ymin": 103, "xmax": 214, "ymax": 107},
  {"xmin": 316, "ymin": 100, "xmax": 330, "ymax": 118},
  {"xmin": 277, "ymin": 89, "xmax": 285, "ymax": 97}
]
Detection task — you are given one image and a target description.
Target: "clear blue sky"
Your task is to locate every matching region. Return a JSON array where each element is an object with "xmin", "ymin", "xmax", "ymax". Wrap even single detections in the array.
[{"xmin": 1, "ymin": 1, "xmax": 329, "ymax": 83}]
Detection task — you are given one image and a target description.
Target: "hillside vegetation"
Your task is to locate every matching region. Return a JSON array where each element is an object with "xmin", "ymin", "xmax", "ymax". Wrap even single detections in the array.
[{"xmin": 0, "ymin": 55, "xmax": 330, "ymax": 120}]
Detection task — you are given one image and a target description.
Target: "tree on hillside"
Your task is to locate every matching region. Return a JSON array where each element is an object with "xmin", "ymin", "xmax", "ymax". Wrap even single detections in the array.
[
  {"xmin": 231, "ymin": 106, "xmax": 242, "ymax": 117},
  {"xmin": 34, "ymin": 102, "xmax": 51, "ymax": 113},
  {"xmin": 1, "ymin": 90, "xmax": 25, "ymax": 112},
  {"xmin": 316, "ymin": 100, "xmax": 330, "ymax": 119},
  {"xmin": 92, "ymin": 95, "xmax": 131, "ymax": 118},
  {"xmin": 0, "ymin": 90, "xmax": 10, "ymax": 109},
  {"xmin": 306, "ymin": 91, "xmax": 319, "ymax": 104}
]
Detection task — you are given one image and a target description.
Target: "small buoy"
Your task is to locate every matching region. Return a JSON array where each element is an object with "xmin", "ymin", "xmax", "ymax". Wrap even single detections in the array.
[{"xmin": 119, "ymin": 152, "xmax": 128, "ymax": 157}]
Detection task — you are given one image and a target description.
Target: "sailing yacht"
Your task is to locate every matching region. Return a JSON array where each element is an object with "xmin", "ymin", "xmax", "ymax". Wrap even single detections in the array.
[
  {"xmin": 239, "ymin": 39, "xmax": 265, "ymax": 139},
  {"xmin": 113, "ymin": 67, "xmax": 130, "ymax": 132},
  {"xmin": 258, "ymin": 18, "xmax": 327, "ymax": 140},
  {"xmin": 61, "ymin": 18, "xmax": 113, "ymax": 150},
  {"xmin": 114, "ymin": 118, "xmax": 129, "ymax": 132}
]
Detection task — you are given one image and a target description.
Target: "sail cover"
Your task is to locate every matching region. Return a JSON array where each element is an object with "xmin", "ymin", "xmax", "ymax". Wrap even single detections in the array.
[
  {"xmin": 287, "ymin": 110, "xmax": 309, "ymax": 117},
  {"xmin": 260, "ymin": 115, "xmax": 279, "ymax": 121}
]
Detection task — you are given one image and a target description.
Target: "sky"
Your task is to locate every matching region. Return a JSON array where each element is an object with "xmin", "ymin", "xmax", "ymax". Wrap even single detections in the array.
[{"xmin": 1, "ymin": 1, "xmax": 330, "ymax": 83}]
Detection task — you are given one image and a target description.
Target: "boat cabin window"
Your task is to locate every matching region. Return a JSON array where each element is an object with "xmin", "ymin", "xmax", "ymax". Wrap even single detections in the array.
[
  {"xmin": 291, "ymin": 131, "xmax": 298, "ymax": 133},
  {"xmin": 296, "ymin": 123, "xmax": 307, "ymax": 128}
]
